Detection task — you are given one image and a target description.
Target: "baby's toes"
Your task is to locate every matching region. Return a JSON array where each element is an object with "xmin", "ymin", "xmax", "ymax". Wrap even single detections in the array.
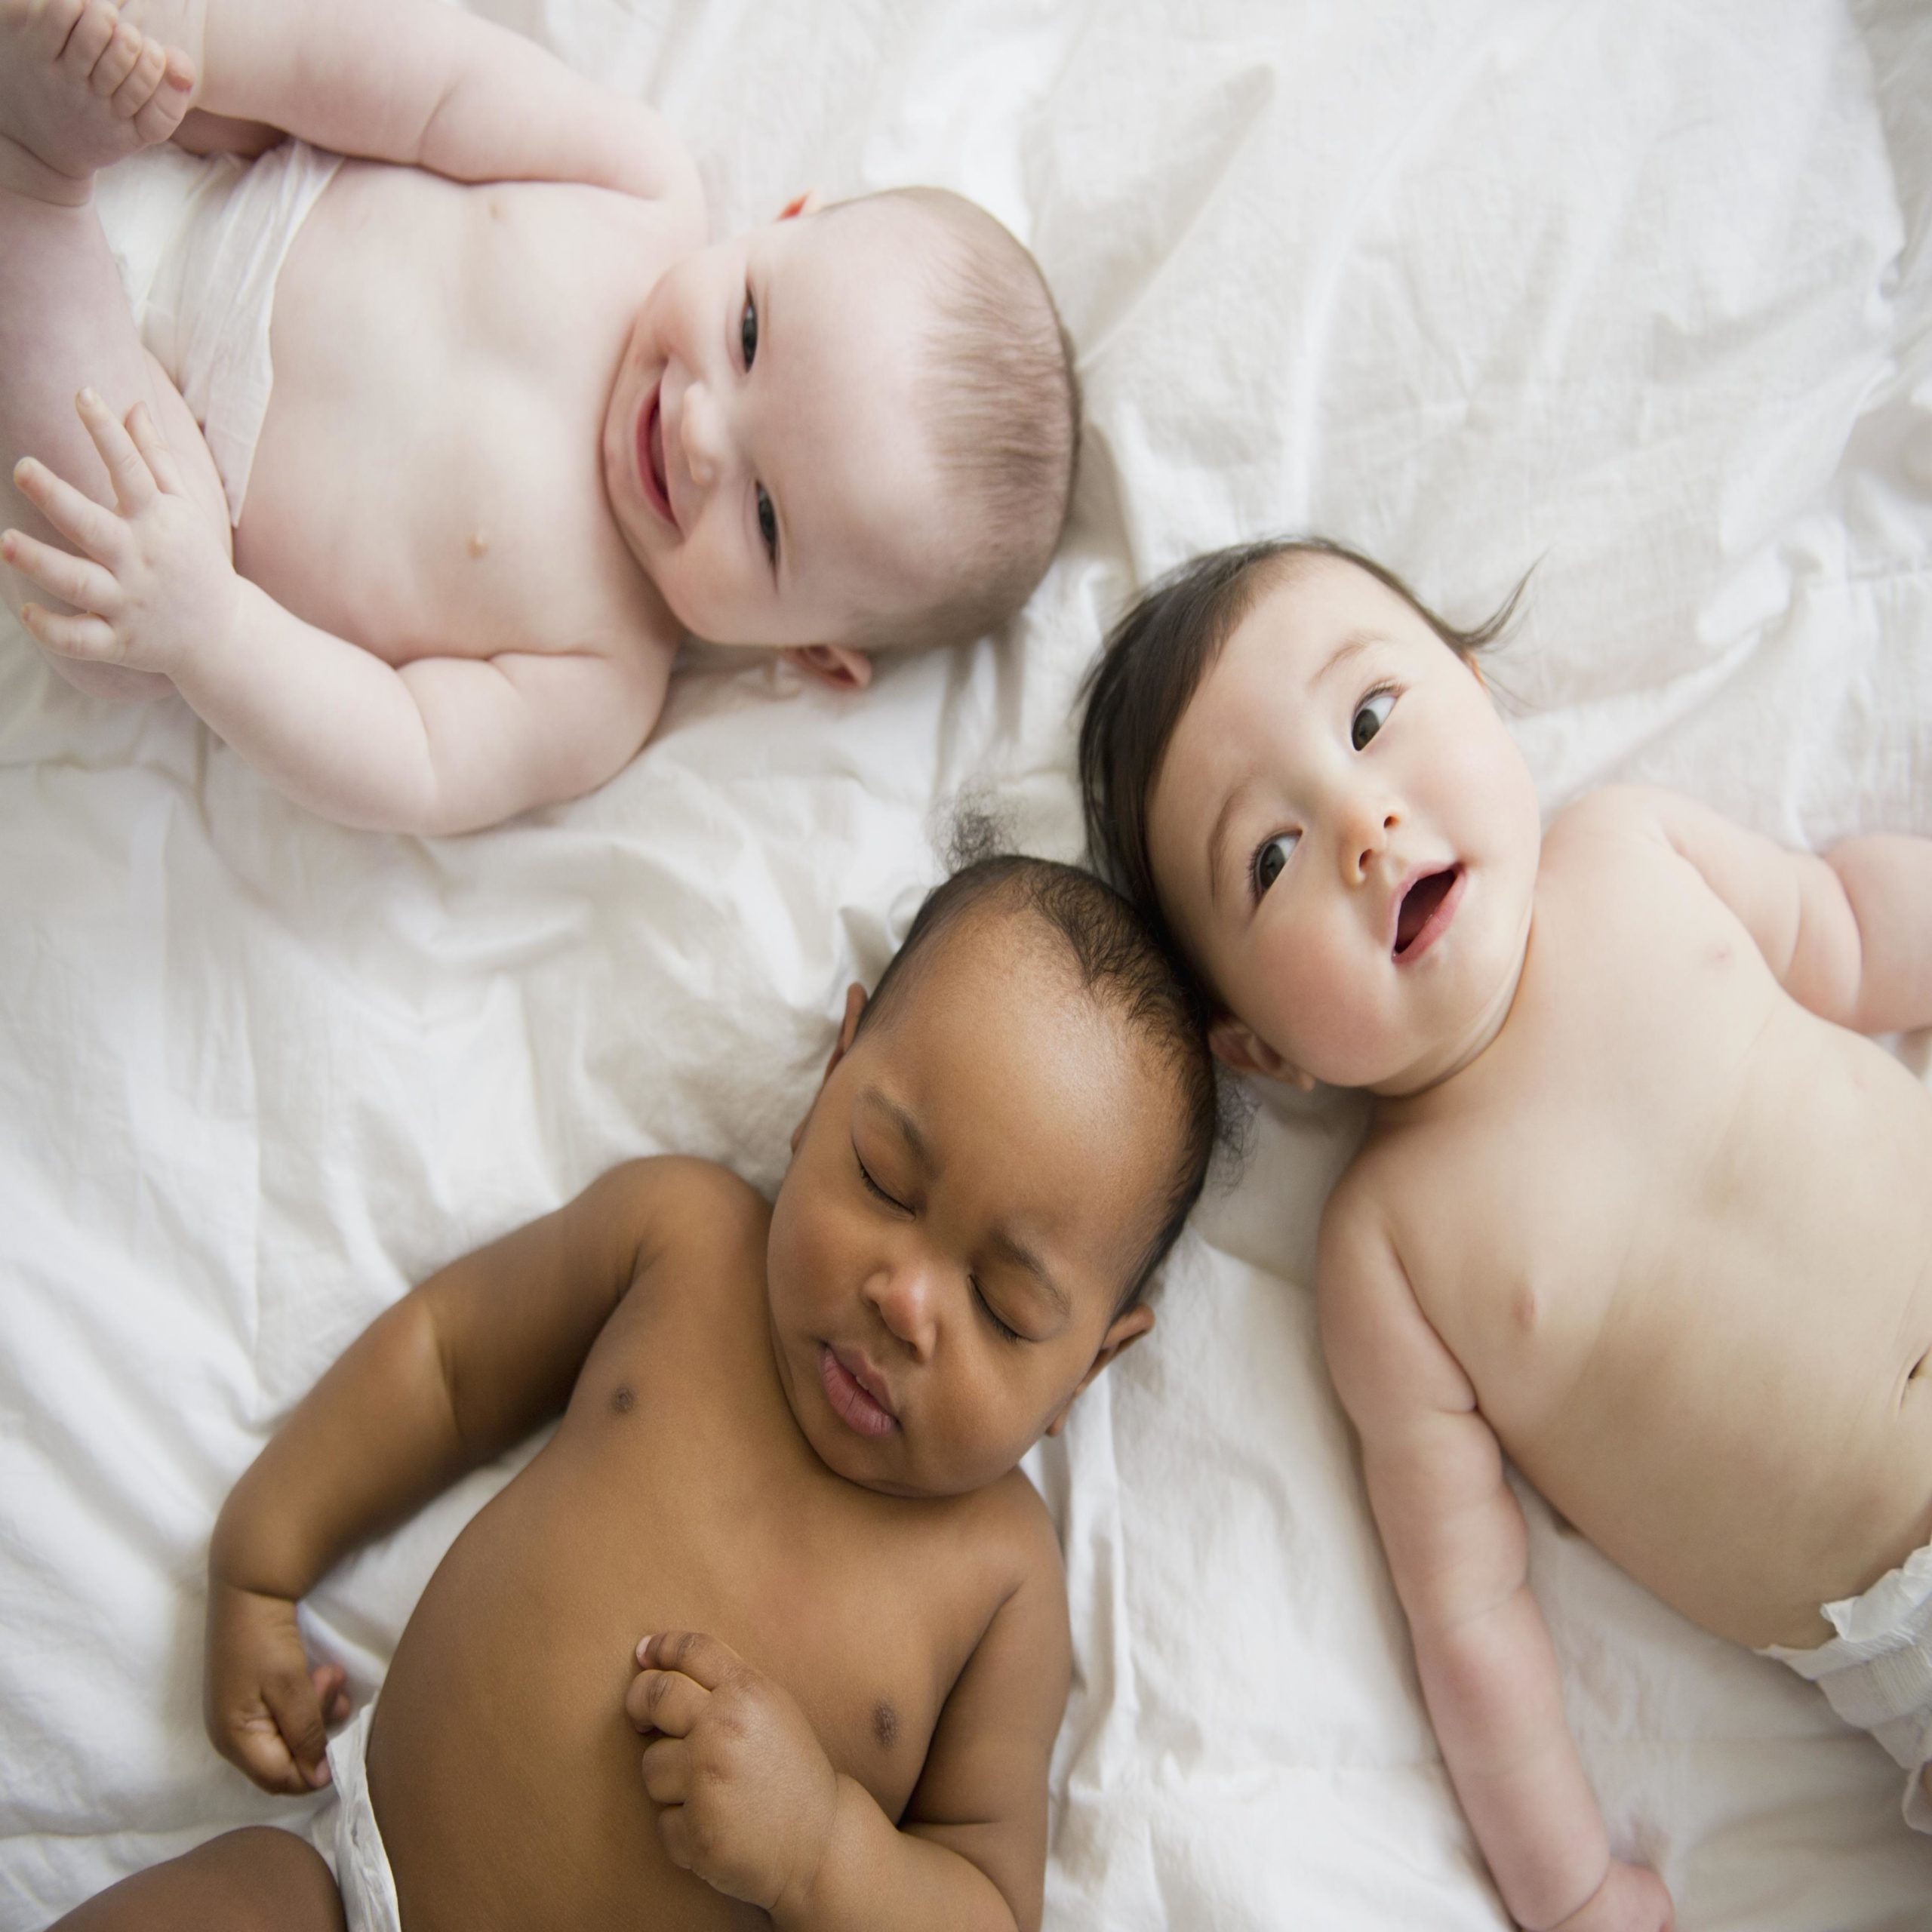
[
  {"xmin": 87, "ymin": 17, "xmax": 144, "ymax": 98},
  {"xmin": 110, "ymin": 32, "xmax": 165, "ymax": 119},
  {"xmin": 53, "ymin": 0, "xmax": 116, "ymax": 78}
]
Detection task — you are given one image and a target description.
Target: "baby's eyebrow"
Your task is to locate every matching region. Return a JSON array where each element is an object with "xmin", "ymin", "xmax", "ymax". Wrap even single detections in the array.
[
  {"xmin": 867, "ymin": 1088, "xmax": 936, "ymax": 1175},
  {"xmin": 1315, "ymin": 631, "xmax": 1379, "ymax": 686},
  {"xmin": 1206, "ymin": 779, "xmax": 1251, "ymax": 912}
]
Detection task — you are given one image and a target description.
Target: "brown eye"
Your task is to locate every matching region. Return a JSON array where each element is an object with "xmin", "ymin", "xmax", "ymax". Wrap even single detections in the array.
[
  {"xmin": 1352, "ymin": 690, "xmax": 1394, "ymax": 750},
  {"xmin": 756, "ymin": 485, "xmax": 778, "ymax": 562},
  {"xmin": 740, "ymin": 294, "xmax": 758, "ymax": 369},
  {"xmin": 1252, "ymin": 833, "xmax": 1297, "ymax": 897}
]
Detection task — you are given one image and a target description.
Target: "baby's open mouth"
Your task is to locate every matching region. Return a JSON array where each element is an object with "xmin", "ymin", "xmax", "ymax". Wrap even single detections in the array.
[
  {"xmin": 1393, "ymin": 866, "xmax": 1461, "ymax": 960},
  {"xmin": 638, "ymin": 383, "xmax": 675, "ymax": 528}
]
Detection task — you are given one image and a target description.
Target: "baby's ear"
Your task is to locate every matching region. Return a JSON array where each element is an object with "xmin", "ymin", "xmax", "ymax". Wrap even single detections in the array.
[
  {"xmin": 777, "ymin": 188, "xmax": 825, "ymax": 221},
  {"xmin": 1043, "ymin": 1303, "xmax": 1155, "ymax": 1438},
  {"xmin": 1207, "ymin": 1016, "xmax": 1312, "ymax": 1091},
  {"xmin": 792, "ymin": 983, "xmax": 869, "ymax": 1152},
  {"xmin": 782, "ymin": 645, "xmax": 872, "ymax": 692}
]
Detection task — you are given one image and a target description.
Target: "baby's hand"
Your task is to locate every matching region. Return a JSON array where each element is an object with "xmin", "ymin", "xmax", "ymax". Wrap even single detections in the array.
[
  {"xmin": 4, "ymin": 389, "xmax": 237, "ymax": 679},
  {"xmin": 203, "ymin": 1576, "xmax": 350, "ymax": 1797},
  {"xmin": 1546, "ymin": 1860, "xmax": 1674, "ymax": 1932},
  {"xmin": 626, "ymin": 1630, "xmax": 838, "ymax": 1916}
]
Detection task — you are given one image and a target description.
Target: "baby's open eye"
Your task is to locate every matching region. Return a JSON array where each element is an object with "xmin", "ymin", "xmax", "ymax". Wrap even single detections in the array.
[
  {"xmin": 740, "ymin": 292, "xmax": 758, "ymax": 370},
  {"xmin": 1252, "ymin": 831, "xmax": 1299, "ymax": 897},
  {"xmin": 1352, "ymin": 689, "xmax": 1395, "ymax": 751},
  {"xmin": 755, "ymin": 485, "xmax": 778, "ymax": 564}
]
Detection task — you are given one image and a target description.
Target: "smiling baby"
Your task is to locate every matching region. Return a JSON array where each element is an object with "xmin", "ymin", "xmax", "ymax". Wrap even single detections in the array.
[{"xmin": 0, "ymin": 0, "xmax": 1077, "ymax": 832}]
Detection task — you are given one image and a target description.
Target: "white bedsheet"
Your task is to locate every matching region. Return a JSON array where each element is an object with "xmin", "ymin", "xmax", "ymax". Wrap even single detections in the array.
[{"xmin": 4, "ymin": 1, "xmax": 1930, "ymax": 1925}]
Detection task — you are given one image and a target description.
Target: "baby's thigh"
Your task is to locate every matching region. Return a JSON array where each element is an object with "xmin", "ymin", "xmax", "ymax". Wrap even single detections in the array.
[{"xmin": 45, "ymin": 1826, "xmax": 346, "ymax": 1932}]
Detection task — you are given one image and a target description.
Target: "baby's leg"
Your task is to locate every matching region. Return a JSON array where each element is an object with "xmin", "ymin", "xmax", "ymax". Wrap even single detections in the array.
[
  {"xmin": 46, "ymin": 1826, "xmax": 348, "ymax": 1932},
  {"xmin": 0, "ymin": 3, "xmax": 209, "ymax": 698}
]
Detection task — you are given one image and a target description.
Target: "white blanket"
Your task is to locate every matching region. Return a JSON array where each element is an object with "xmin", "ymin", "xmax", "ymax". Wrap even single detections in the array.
[{"xmin": 4, "ymin": 1, "xmax": 1930, "ymax": 1925}]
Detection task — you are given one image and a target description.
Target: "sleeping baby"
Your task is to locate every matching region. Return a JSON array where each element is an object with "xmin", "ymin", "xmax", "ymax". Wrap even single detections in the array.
[
  {"xmin": 0, "ymin": 0, "xmax": 1078, "ymax": 833},
  {"xmin": 1080, "ymin": 537, "xmax": 1932, "ymax": 1932},
  {"xmin": 47, "ymin": 853, "xmax": 1216, "ymax": 1932}
]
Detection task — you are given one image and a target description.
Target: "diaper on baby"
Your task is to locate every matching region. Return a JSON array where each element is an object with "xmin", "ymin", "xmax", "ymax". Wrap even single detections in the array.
[
  {"xmin": 91, "ymin": 138, "xmax": 342, "ymax": 525},
  {"xmin": 321, "ymin": 1700, "xmax": 402, "ymax": 1932},
  {"xmin": 1761, "ymin": 1540, "xmax": 1932, "ymax": 1832}
]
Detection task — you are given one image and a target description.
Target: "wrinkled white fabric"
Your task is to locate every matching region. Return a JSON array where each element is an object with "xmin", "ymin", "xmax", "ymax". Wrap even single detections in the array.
[{"xmin": 4, "ymin": 2, "xmax": 1931, "ymax": 1928}]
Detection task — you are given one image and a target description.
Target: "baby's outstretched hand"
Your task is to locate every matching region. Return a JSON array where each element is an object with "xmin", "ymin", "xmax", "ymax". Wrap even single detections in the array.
[
  {"xmin": 204, "ymin": 1576, "xmax": 350, "ymax": 1797},
  {"xmin": 627, "ymin": 1630, "xmax": 838, "ymax": 1916},
  {"xmin": 4, "ymin": 389, "xmax": 237, "ymax": 679},
  {"xmin": 1546, "ymin": 1860, "xmax": 1674, "ymax": 1932}
]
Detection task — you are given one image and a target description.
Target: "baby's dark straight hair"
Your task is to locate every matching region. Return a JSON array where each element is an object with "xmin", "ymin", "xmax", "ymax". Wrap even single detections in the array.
[{"xmin": 1078, "ymin": 536, "xmax": 1525, "ymax": 952}]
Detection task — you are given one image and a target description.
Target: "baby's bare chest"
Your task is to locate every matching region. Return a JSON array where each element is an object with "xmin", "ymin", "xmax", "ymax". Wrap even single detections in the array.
[{"xmin": 233, "ymin": 164, "xmax": 678, "ymax": 660}]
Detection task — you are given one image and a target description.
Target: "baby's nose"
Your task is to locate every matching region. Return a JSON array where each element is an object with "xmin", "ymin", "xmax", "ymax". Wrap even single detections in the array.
[
  {"xmin": 869, "ymin": 1261, "xmax": 938, "ymax": 1358},
  {"xmin": 678, "ymin": 383, "xmax": 727, "ymax": 491}
]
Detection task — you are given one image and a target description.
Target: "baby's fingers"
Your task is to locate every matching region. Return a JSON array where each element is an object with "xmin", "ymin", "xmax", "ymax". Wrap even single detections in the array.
[
  {"xmin": 260, "ymin": 1666, "xmax": 334, "ymax": 1793},
  {"xmin": 1, "ymin": 527, "xmax": 118, "ymax": 614},
  {"xmin": 11, "ymin": 455, "xmax": 127, "ymax": 565},
  {"xmin": 74, "ymin": 388, "xmax": 157, "ymax": 515},
  {"xmin": 125, "ymin": 401, "xmax": 188, "ymax": 497},
  {"xmin": 19, "ymin": 601, "xmax": 118, "ymax": 662},
  {"xmin": 219, "ymin": 1703, "xmax": 317, "ymax": 1798}
]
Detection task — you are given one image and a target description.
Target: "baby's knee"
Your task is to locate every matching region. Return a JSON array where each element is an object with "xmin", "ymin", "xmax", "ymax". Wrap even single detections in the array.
[{"xmin": 48, "ymin": 1826, "xmax": 345, "ymax": 1932}]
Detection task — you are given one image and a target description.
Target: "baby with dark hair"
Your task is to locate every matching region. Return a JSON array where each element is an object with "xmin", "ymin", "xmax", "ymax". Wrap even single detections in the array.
[
  {"xmin": 49, "ymin": 851, "xmax": 1213, "ymax": 1932},
  {"xmin": 1081, "ymin": 537, "xmax": 1932, "ymax": 1932},
  {"xmin": 0, "ymin": 0, "xmax": 1079, "ymax": 834}
]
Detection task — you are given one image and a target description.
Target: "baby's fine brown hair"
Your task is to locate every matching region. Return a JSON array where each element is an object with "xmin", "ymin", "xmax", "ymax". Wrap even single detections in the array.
[{"xmin": 835, "ymin": 189, "xmax": 1081, "ymax": 649}]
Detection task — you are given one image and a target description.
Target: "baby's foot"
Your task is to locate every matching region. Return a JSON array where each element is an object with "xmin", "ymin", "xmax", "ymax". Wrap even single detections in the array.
[{"xmin": 0, "ymin": 0, "xmax": 195, "ymax": 206}]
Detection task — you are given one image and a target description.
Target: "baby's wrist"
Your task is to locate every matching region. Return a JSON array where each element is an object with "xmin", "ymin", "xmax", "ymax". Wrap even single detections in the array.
[{"xmin": 769, "ymin": 1770, "xmax": 860, "ymax": 1931}]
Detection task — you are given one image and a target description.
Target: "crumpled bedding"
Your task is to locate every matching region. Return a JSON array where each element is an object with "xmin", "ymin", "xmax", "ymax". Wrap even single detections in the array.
[{"xmin": 4, "ymin": 1, "xmax": 1930, "ymax": 1926}]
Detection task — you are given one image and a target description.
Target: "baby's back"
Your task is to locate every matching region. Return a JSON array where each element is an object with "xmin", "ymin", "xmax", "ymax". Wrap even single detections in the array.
[
  {"xmin": 364, "ymin": 1166, "xmax": 1040, "ymax": 1932},
  {"xmin": 1352, "ymin": 791, "xmax": 1932, "ymax": 1650},
  {"xmin": 236, "ymin": 157, "xmax": 687, "ymax": 672}
]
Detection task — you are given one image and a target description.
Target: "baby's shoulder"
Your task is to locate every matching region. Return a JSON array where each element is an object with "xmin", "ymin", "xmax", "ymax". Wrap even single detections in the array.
[
  {"xmin": 1543, "ymin": 784, "xmax": 1680, "ymax": 865},
  {"xmin": 595, "ymin": 1155, "xmax": 769, "ymax": 1281}
]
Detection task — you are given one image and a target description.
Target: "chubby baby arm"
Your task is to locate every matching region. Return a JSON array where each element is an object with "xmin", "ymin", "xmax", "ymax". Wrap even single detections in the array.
[
  {"xmin": 207, "ymin": 1161, "xmax": 681, "ymax": 1792},
  {"xmin": 5, "ymin": 392, "xmax": 664, "ymax": 832},
  {"xmin": 1318, "ymin": 1187, "xmax": 1672, "ymax": 1932},
  {"xmin": 196, "ymin": 0, "xmax": 700, "ymax": 211},
  {"xmin": 1595, "ymin": 786, "xmax": 1932, "ymax": 1036},
  {"xmin": 626, "ymin": 1504, "xmax": 1068, "ymax": 1931}
]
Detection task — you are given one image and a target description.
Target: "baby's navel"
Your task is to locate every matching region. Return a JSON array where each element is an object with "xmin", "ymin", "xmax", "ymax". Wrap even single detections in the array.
[
  {"xmin": 871, "ymin": 1697, "xmax": 899, "ymax": 1750},
  {"xmin": 467, "ymin": 528, "xmax": 489, "ymax": 558}
]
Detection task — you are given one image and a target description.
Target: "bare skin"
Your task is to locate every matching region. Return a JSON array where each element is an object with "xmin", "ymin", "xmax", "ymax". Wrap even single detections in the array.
[
  {"xmin": 0, "ymin": 0, "xmax": 960, "ymax": 832},
  {"xmin": 52, "ymin": 903, "xmax": 1180, "ymax": 1931},
  {"xmin": 1146, "ymin": 553, "xmax": 1932, "ymax": 1932}
]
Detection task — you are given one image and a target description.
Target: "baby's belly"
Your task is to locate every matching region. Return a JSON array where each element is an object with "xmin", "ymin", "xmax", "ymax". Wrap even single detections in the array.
[
  {"xmin": 1475, "ymin": 1033, "xmax": 1932, "ymax": 1650},
  {"xmin": 365, "ymin": 1465, "xmax": 761, "ymax": 1932},
  {"xmin": 233, "ymin": 162, "xmax": 647, "ymax": 663}
]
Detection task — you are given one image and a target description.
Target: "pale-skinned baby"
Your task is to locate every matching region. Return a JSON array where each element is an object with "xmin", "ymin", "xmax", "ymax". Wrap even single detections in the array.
[
  {"xmin": 0, "ymin": 0, "xmax": 1078, "ymax": 833},
  {"xmin": 1080, "ymin": 536, "xmax": 1932, "ymax": 1932}
]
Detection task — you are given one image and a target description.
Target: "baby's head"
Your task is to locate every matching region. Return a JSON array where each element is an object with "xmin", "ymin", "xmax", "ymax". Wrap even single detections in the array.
[
  {"xmin": 1080, "ymin": 539, "xmax": 1541, "ymax": 1098},
  {"xmin": 766, "ymin": 854, "xmax": 1216, "ymax": 1497},
  {"xmin": 601, "ymin": 188, "xmax": 1080, "ymax": 685}
]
